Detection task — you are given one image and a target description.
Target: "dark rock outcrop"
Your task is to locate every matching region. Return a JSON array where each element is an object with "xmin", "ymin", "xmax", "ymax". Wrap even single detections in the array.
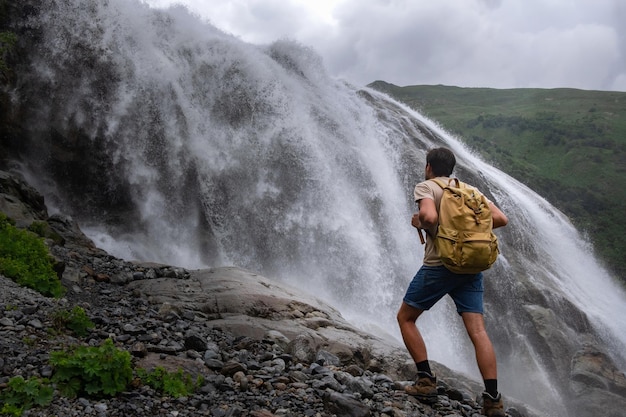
[{"xmin": 0, "ymin": 170, "xmax": 48, "ymax": 225}]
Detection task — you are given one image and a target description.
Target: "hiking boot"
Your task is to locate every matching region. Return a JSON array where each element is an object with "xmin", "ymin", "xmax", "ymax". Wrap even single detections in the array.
[
  {"xmin": 405, "ymin": 371, "xmax": 438, "ymax": 403},
  {"xmin": 481, "ymin": 391, "xmax": 506, "ymax": 417}
]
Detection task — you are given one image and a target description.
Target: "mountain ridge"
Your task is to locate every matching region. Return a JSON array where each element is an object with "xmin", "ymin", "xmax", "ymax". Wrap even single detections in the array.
[{"xmin": 368, "ymin": 81, "xmax": 626, "ymax": 280}]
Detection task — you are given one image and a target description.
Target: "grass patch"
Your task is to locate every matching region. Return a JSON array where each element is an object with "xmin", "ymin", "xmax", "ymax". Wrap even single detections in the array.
[
  {"xmin": 0, "ymin": 213, "xmax": 65, "ymax": 297},
  {"xmin": 136, "ymin": 367, "xmax": 204, "ymax": 398},
  {"xmin": 51, "ymin": 306, "xmax": 95, "ymax": 337}
]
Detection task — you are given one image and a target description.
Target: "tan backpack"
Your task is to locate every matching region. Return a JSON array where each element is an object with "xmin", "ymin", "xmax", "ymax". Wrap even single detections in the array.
[{"xmin": 430, "ymin": 178, "xmax": 499, "ymax": 274}]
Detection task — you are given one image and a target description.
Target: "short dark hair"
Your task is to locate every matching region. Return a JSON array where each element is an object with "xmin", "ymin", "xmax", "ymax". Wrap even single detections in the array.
[{"xmin": 426, "ymin": 147, "xmax": 456, "ymax": 176}]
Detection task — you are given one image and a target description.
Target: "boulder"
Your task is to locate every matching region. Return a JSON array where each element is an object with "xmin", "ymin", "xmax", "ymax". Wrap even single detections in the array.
[
  {"xmin": 127, "ymin": 266, "xmax": 414, "ymax": 380},
  {"xmin": 569, "ymin": 344, "xmax": 626, "ymax": 415}
]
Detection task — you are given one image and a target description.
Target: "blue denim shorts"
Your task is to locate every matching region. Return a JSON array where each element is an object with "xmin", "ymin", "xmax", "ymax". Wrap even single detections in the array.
[{"xmin": 403, "ymin": 265, "xmax": 484, "ymax": 314}]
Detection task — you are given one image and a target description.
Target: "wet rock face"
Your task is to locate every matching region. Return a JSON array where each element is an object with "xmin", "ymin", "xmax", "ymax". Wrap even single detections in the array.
[
  {"xmin": 569, "ymin": 345, "xmax": 626, "ymax": 416},
  {"xmin": 0, "ymin": 170, "xmax": 48, "ymax": 225}
]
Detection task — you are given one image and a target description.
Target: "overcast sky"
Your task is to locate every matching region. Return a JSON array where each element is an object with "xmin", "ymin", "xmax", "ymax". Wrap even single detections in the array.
[{"xmin": 143, "ymin": 0, "xmax": 626, "ymax": 92}]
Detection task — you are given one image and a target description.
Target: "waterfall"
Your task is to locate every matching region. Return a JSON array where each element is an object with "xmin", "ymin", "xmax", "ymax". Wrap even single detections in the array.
[{"xmin": 8, "ymin": 1, "xmax": 626, "ymax": 416}]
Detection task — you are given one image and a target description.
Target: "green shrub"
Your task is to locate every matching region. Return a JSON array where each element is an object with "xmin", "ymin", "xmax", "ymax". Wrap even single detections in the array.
[
  {"xmin": 27, "ymin": 221, "xmax": 64, "ymax": 244},
  {"xmin": 0, "ymin": 213, "xmax": 65, "ymax": 298},
  {"xmin": 136, "ymin": 367, "xmax": 204, "ymax": 398},
  {"xmin": 0, "ymin": 376, "xmax": 53, "ymax": 417},
  {"xmin": 51, "ymin": 306, "xmax": 95, "ymax": 337},
  {"xmin": 50, "ymin": 339, "xmax": 132, "ymax": 398},
  {"xmin": 25, "ymin": 221, "xmax": 47, "ymax": 237}
]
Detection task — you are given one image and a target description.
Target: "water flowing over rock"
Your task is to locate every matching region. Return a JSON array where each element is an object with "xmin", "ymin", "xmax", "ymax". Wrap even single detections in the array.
[{"xmin": 2, "ymin": 1, "xmax": 626, "ymax": 416}]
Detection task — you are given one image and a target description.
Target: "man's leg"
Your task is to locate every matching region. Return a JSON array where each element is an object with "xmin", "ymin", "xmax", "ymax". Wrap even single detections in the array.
[
  {"xmin": 397, "ymin": 302, "xmax": 427, "ymax": 363},
  {"xmin": 462, "ymin": 312, "xmax": 505, "ymax": 417},
  {"xmin": 461, "ymin": 312, "xmax": 497, "ymax": 380},
  {"xmin": 397, "ymin": 302, "xmax": 437, "ymax": 402}
]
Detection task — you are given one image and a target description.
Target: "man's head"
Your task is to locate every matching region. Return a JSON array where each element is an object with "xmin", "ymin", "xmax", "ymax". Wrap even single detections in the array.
[{"xmin": 425, "ymin": 147, "xmax": 456, "ymax": 179}]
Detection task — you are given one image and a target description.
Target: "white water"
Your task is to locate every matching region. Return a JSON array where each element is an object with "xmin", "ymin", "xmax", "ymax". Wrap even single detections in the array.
[{"xmin": 17, "ymin": 1, "xmax": 626, "ymax": 416}]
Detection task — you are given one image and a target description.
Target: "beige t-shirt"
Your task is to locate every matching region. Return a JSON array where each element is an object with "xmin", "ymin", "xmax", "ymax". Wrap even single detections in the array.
[
  {"xmin": 413, "ymin": 177, "xmax": 490, "ymax": 265},
  {"xmin": 413, "ymin": 177, "xmax": 446, "ymax": 266}
]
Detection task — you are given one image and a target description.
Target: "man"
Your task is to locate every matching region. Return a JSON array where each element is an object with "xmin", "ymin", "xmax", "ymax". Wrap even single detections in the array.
[{"xmin": 397, "ymin": 147, "xmax": 509, "ymax": 417}]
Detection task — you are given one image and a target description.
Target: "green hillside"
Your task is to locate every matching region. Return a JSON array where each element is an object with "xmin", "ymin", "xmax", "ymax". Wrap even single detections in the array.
[{"xmin": 369, "ymin": 81, "xmax": 626, "ymax": 281}]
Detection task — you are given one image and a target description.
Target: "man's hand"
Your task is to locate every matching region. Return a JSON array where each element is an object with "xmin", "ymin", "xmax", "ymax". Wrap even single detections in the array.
[
  {"xmin": 411, "ymin": 213, "xmax": 421, "ymax": 229},
  {"xmin": 412, "ymin": 213, "xmax": 426, "ymax": 244}
]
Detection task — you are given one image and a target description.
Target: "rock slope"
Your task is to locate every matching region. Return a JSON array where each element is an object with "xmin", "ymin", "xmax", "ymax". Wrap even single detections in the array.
[{"xmin": 0, "ymin": 170, "xmax": 543, "ymax": 417}]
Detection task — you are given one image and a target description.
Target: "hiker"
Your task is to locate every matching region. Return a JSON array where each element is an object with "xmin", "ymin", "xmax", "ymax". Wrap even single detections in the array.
[{"xmin": 397, "ymin": 147, "xmax": 509, "ymax": 417}]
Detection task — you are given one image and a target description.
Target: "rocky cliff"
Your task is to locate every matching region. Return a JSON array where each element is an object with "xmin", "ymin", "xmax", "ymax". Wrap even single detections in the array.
[{"xmin": 0, "ymin": 172, "xmax": 557, "ymax": 416}]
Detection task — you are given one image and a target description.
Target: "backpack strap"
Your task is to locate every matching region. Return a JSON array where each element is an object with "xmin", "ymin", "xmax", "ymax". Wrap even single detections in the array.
[
  {"xmin": 430, "ymin": 178, "xmax": 460, "ymax": 190},
  {"xmin": 416, "ymin": 178, "xmax": 456, "ymax": 245}
]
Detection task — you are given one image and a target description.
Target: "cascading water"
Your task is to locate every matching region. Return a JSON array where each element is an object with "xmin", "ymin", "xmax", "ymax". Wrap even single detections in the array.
[{"xmin": 6, "ymin": 1, "xmax": 626, "ymax": 416}]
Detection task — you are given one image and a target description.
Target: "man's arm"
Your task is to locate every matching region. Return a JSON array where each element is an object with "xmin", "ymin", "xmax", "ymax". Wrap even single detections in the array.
[
  {"xmin": 412, "ymin": 198, "xmax": 438, "ymax": 229},
  {"xmin": 490, "ymin": 203, "xmax": 508, "ymax": 229}
]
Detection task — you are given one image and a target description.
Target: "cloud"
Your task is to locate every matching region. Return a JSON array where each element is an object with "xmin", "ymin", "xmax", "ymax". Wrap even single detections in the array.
[
  {"xmin": 612, "ymin": 74, "xmax": 626, "ymax": 91},
  {"xmin": 518, "ymin": 24, "xmax": 620, "ymax": 89},
  {"xmin": 143, "ymin": 0, "xmax": 626, "ymax": 91},
  {"xmin": 316, "ymin": 0, "xmax": 625, "ymax": 90}
]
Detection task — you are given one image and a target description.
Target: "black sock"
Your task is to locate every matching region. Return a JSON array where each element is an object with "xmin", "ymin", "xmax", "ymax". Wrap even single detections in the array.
[
  {"xmin": 416, "ymin": 360, "xmax": 432, "ymax": 375},
  {"xmin": 484, "ymin": 379, "xmax": 498, "ymax": 397}
]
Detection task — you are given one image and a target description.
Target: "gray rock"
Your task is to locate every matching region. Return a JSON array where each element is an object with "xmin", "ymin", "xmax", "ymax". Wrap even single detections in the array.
[
  {"xmin": 28, "ymin": 319, "xmax": 43, "ymax": 329},
  {"xmin": 0, "ymin": 317, "xmax": 14, "ymax": 327},
  {"xmin": 264, "ymin": 329, "xmax": 290, "ymax": 349},
  {"xmin": 184, "ymin": 332, "xmax": 207, "ymax": 351},
  {"xmin": 316, "ymin": 349, "xmax": 341, "ymax": 366},
  {"xmin": 204, "ymin": 358, "xmax": 225, "ymax": 369},
  {"xmin": 220, "ymin": 361, "xmax": 246, "ymax": 376},
  {"xmin": 323, "ymin": 391, "xmax": 371, "ymax": 417},
  {"xmin": 131, "ymin": 342, "xmax": 148, "ymax": 357}
]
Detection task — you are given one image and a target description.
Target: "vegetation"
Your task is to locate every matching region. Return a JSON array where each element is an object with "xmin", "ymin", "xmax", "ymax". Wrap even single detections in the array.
[
  {"xmin": 136, "ymin": 367, "xmax": 204, "ymax": 398},
  {"xmin": 0, "ymin": 337, "xmax": 203, "ymax": 415},
  {"xmin": 27, "ymin": 220, "xmax": 64, "ymax": 245},
  {"xmin": 51, "ymin": 306, "xmax": 95, "ymax": 337},
  {"xmin": 0, "ymin": 213, "xmax": 65, "ymax": 297},
  {"xmin": 49, "ymin": 339, "xmax": 133, "ymax": 398},
  {"xmin": 0, "ymin": 30, "xmax": 15, "ymax": 80},
  {"xmin": 0, "ymin": 0, "xmax": 16, "ymax": 83},
  {"xmin": 369, "ymin": 82, "xmax": 626, "ymax": 280},
  {"xmin": 0, "ymin": 376, "xmax": 53, "ymax": 417}
]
